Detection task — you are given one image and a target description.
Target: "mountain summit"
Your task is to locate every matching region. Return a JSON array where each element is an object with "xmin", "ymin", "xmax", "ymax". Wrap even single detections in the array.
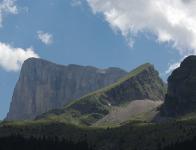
[
  {"xmin": 6, "ymin": 58, "xmax": 127, "ymax": 120},
  {"xmin": 161, "ymin": 55, "xmax": 196, "ymax": 117},
  {"xmin": 39, "ymin": 63, "xmax": 166, "ymax": 125}
]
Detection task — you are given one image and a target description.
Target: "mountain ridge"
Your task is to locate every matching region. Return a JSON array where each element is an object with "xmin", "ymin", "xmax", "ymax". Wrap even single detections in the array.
[
  {"xmin": 6, "ymin": 58, "xmax": 128, "ymax": 120},
  {"xmin": 161, "ymin": 55, "xmax": 196, "ymax": 117},
  {"xmin": 38, "ymin": 63, "xmax": 166, "ymax": 125},
  {"xmin": 3, "ymin": 56, "xmax": 196, "ymax": 150}
]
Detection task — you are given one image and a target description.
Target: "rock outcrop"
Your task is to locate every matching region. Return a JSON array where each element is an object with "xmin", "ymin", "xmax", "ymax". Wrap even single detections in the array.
[
  {"xmin": 6, "ymin": 58, "xmax": 127, "ymax": 120},
  {"xmin": 161, "ymin": 55, "xmax": 196, "ymax": 116},
  {"xmin": 39, "ymin": 63, "xmax": 166, "ymax": 125}
]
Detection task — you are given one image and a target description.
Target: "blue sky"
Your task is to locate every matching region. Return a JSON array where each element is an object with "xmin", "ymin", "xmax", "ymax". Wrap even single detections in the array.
[{"xmin": 0, "ymin": 0, "xmax": 190, "ymax": 119}]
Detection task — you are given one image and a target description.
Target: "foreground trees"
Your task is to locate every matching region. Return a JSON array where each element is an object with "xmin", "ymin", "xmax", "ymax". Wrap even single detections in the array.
[{"xmin": 0, "ymin": 135, "xmax": 93, "ymax": 150}]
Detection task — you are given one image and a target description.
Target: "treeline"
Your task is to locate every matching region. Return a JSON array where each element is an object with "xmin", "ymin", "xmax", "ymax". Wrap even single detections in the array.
[
  {"xmin": 162, "ymin": 136, "xmax": 196, "ymax": 150},
  {"xmin": 0, "ymin": 135, "xmax": 94, "ymax": 150}
]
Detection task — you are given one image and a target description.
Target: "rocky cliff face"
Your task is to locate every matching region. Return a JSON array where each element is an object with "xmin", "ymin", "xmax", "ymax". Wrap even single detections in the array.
[
  {"xmin": 161, "ymin": 55, "xmax": 196, "ymax": 116},
  {"xmin": 6, "ymin": 58, "xmax": 127, "ymax": 120},
  {"xmin": 68, "ymin": 64, "xmax": 166, "ymax": 113},
  {"xmin": 103, "ymin": 64, "xmax": 166, "ymax": 104},
  {"xmin": 39, "ymin": 63, "xmax": 166, "ymax": 125}
]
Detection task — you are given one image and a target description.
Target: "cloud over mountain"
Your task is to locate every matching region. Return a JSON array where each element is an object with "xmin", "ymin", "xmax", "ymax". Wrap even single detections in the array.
[
  {"xmin": 37, "ymin": 31, "xmax": 53, "ymax": 45},
  {"xmin": 0, "ymin": 42, "xmax": 39, "ymax": 71},
  {"xmin": 0, "ymin": 0, "xmax": 18, "ymax": 27},
  {"xmin": 87, "ymin": 0, "xmax": 196, "ymax": 71},
  {"xmin": 71, "ymin": 0, "xmax": 82, "ymax": 7},
  {"xmin": 0, "ymin": 1, "xmax": 39, "ymax": 72}
]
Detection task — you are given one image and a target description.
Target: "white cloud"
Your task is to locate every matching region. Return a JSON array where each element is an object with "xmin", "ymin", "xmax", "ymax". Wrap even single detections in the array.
[
  {"xmin": 166, "ymin": 62, "xmax": 181, "ymax": 74},
  {"xmin": 37, "ymin": 31, "xmax": 53, "ymax": 45},
  {"xmin": 0, "ymin": 1, "xmax": 38, "ymax": 72},
  {"xmin": 0, "ymin": 42, "xmax": 39, "ymax": 71},
  {"xmin": 71, "ymin": 0, "xmax": 82, "ymax": 7},
  {"xmin": 0, "ymin": 0, "xmax": 18, "ymax": 27},
  {"xmin": 87, "ymin": 0, "xmax": 196, "ymax": 72},
  {"xmin": 166, "ymin": 55, "xmax": 188, "ymax": 74}
]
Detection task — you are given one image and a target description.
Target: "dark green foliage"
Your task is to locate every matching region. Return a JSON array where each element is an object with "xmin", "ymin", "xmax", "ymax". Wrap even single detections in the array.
[
  {"xmin": 2, "ymin": 118, "xmax": 196, "ymax": 150},
  {"xmin": 0, "ymin": 135, "xmax": 92, "ymax": 150},
  {"xmin": 162, "ymin": 136, "xmax": 196, "ymax": 150}
]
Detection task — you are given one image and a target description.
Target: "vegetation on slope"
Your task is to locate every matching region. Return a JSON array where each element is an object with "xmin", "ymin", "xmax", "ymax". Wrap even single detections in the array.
[
  {"xmin": 0, "ymin": 135, "xmax": 92, "ymax": 150},
  {"xmin": 38, "ymin": 63, "xmax": 166, "ymax": 125},
  {"xmin": 1, "ymin": 116, "xmax": 196, "ymax": 150},
  {"xmin": 162, "ymin": 136, "xmax": 196, "ymax": 150},
  {"xmin": 7, "ymin": 58, "xmax": 127, "ymax": 121}
]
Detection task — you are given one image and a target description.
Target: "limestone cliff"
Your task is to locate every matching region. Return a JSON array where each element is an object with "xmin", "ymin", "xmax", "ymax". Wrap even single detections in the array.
[
  {"xmin": 39, "ymin": 63, "xmax": 166, "ymax": 125},
  {"xmin": 161, "ymin": 55, "xmax": 196, "ymax": 116},
  {"xmin": 6, "ymin": 58, "xmax": 127, "ymax": 120}
]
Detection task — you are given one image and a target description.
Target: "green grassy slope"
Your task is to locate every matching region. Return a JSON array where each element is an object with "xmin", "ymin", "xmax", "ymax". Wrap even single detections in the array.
[
  {"xmin": 1, "ymin": 116, "xmax": 196, "ymax": 150},
  {"xmin": 38, "ymin": 63, "xmax": 166, "ymax": 125}
]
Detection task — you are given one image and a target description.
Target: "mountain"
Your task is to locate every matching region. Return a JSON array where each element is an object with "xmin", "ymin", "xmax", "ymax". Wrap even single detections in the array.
[
  {"xmin": 6, "ymin": 58, "xmax": 127, "ymax": 120},
  {"xmin": 39, "ymin": 63, "xmax": 166, "ymax": 126},
  {"xmin": 161, "ymin": 55, "xmax": 196, "ymax": 117},
  {"xmin": 3, "ymin": 58, "xmax": 196, "ymax": 150}
]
